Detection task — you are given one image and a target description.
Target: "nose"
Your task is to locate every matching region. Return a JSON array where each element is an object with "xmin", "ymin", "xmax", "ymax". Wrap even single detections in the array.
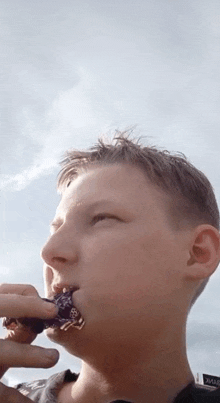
[{"xmin": 40, "ymin": 226, "xmax": 79, "ymax": 271}]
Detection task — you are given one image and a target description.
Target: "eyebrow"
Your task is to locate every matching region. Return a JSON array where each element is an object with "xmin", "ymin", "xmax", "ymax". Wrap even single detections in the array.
[
  {"xmin": 79, "ymin": 199, "xmax": 120, "ymax": 209},
  {"xmin": 50, "ymin": 200, "xmax": 122, "ymax": 229}
]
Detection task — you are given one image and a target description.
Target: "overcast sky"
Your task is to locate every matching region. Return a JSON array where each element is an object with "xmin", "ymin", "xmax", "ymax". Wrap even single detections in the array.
[{"xmin": 1, "ymin": 0, "xmax": 220, "ymax": 387}]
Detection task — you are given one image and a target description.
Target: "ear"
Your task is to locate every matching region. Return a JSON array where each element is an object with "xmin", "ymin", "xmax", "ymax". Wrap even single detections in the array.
[{"xmin": 186, "ymin": 224, "xmax": 220, "ymax": 280}]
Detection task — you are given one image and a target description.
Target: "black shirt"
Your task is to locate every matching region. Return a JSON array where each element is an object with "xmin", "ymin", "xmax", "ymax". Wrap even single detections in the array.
[{"xmin": 16, "ymin": 370, "xmax": 220, "ymax": 402}]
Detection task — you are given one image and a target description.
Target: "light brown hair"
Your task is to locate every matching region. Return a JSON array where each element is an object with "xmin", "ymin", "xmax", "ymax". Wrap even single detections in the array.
[{"xmin": 57, "ymin": 130, "xmax": 219, "ymax": 304}]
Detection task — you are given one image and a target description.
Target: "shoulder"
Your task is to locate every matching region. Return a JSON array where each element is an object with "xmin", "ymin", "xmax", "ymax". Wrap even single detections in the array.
[
  {"xmin": 193, "ymin": 385, "xmax": 220, "ymax": 400},
  {"xmin": 16, "ymin": 370, "xmax": 79, "ymax": 402},
  {"xmin": 175, "ymin": 383, "xmax": 220, "ymax": 402}
]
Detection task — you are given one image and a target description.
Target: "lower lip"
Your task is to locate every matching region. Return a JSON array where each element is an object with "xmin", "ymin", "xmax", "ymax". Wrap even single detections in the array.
[{"xmin": 45, "ymin": 325, "xmax": 75, "ymax": 336}]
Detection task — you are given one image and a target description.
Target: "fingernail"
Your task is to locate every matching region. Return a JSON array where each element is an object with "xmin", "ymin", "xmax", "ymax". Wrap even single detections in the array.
[{"xmin": 46, "ymin": 349, "xmax": 59, "ymax": 361}]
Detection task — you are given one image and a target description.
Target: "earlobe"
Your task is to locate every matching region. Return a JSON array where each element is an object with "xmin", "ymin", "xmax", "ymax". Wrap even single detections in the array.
[{"xmin": 186, "ymin": 225, "xmax": 220, "ymax": 280}]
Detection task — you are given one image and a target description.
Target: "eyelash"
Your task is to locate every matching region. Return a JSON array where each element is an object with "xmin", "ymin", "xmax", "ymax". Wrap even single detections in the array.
[
  {"xmin": 50, "ymin": 214, "xmax": 117, "ymax": 234},
  {"xmin": 92, "ymin": 214, "xmax": 116, "ymax": 224}
]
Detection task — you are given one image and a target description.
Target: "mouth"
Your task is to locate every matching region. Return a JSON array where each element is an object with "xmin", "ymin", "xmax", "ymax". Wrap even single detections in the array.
[
  {"xmin": 3, "ymin": 289, "xmax": 85, "ymax": 335},
  {"xmin": 45, "ymin": 288, "xmax": 85, "ymax": 331},
  {"xmin": 51, "ymin": 284, "xmax": 79, "ymax": 298}
]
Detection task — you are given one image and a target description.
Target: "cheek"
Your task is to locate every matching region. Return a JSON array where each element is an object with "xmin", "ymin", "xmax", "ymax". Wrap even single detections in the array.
[
  {"xmin": 81, "ymin": 228, "xmax": 175, "ymax": 292},
  {"xmin": 79, "ymin": 230, "xmax": 182, "ymax": 325}
]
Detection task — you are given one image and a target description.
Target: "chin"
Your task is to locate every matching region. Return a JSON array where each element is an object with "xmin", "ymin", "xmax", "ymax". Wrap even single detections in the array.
[
  {"xmin": 46, "ymin": 324, "xmax": 102, "ymax": 362},
  {"xmin": 46, "ymin": 325, "xmax": 74, "ymax": 341},
  {"xmin": 45, "ymin": 326, "xmax": 83, "ymax": 356}
]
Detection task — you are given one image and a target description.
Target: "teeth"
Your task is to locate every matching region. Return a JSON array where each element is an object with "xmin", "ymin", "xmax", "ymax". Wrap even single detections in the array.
[{"xmin": 63, "ymin": 287, "xmax": 71, "ymax": 293}]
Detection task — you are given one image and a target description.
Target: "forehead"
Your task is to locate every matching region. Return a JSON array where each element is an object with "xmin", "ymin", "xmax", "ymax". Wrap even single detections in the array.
[{"xmin": 57, "ymin": 164, "xmax": 168, "ymax": 218}]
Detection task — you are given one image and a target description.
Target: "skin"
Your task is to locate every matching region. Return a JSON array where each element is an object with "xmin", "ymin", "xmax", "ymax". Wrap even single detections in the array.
[
  {"xmin": 0, "ymin": 284, "xmax": 59, "ymax": 402},
  {"xmin": 41, "ymin": 163, "xmax": 220, "ymax": 403},
  {"xmin": 1, "ymin": 163, "xmax": 219, "ymax": 402}
]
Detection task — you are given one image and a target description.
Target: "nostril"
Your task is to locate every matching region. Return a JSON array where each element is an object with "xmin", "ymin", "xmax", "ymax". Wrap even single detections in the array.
[{"xmin": 52, "ymin": 256, "xmax": 67, "ymax": 264}]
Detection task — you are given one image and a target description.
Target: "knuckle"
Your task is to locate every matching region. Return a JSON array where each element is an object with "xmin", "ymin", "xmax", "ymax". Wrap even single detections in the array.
[
  {"xmin": 21, "ymin": 285, "xmax": 38, "ymax": 296},
  {"xmin": 2, "ymin": 340, "xmax": 25, "ymax": 362},
  {"xmin": 0, "ymin": 284, "xmax": 8, "ymax": 292},
  {"xmin": 23, "ymin": 284, "xmax": 35, "ymax": 291},
  {"xmin": 0, "ymin": 383, "xmax": 7, "ymax": 393},
  {"xmin": 0, "ymin": 283, "xmax": 38, "ymax": 297},
  {"xmin": 0, "ymin": 383, "xmax": 15, "ymax": 402},
  {"xmin": 1, "ymin": 341, "xmax": 16, "ymax": 357},
  {"xmin": 0, "ymin": 385, "xmax": 25, "ymax": 403},
  {"xmin": 7, "ymin": 387, "xmax": 22, "ymax": 403}
]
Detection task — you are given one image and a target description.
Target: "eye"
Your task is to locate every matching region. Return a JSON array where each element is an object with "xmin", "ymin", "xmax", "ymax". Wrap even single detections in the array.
[{"xmin": 92, "ymin": 214, "xmax": 116, "ymax": 225}]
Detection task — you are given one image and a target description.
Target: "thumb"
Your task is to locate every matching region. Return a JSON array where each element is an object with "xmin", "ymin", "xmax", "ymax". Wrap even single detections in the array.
[{"xmin": 0, "ymin": 382, "xmax": 33, "ymax": 402}]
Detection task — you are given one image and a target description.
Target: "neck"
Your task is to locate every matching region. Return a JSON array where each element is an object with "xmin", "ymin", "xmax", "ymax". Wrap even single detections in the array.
[{"xmin": 59, "ymin": 324, "xmax": 194, "ymax": 403}]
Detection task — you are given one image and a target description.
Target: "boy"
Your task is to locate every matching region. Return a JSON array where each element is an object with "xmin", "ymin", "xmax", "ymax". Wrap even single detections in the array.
[{"xmin": 1, "ymin": 131, "xmax": 220, "ymax": 402}]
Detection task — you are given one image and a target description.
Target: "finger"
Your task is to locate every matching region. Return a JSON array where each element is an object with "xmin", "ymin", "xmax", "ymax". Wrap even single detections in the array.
[
  {"xmin": 0, "ymin": 295, "xmax": 57, "ymax": 319},
  {"xmin": 4, "ymin": 324, "xmax": 37, "ymax": 344},
  {"xmin": 0, "ymin": 284, "xmax": 39, "ymax": 297},
  {"xmin": 0, "ymin": 284, "xmax": 57, "ymax": 318},
  {"xmin": 0, "ymin": 383, "xmax": 33, "ymax": 403},
  {"xmin": 0, "ymin": 340, "xmax": 59, "ymax": 368},
  {"xmin": 0, "ymin": 364, "xmax": 9, "ymax": 379}
]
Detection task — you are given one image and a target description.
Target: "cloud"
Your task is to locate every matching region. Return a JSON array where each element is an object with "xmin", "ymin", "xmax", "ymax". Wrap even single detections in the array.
[
  {"xmin": 2, "ymin": 0, "xmax": 220, "ymax": 193},
  {"xmin": 0, "ymin": 66, "xmax": 118, "ymax": 192},
  {"xmin": 0, "ymin": 266, "xmax": 11, "ymax": 279},
  {"xmin": 0, "ymin": 158, "xmax": 57, "ymax": 191},
  {"xmin": 1, "ymin": 0, "xmax": 220, "ymax": 383}
]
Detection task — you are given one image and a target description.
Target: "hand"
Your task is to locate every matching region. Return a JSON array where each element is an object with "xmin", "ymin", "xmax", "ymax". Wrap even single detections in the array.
[
  {"xmin": 0, "ymin": 283, "xmax": 59, "ymax": 402},
  {"xmin": 0, "ymin": 382, "xmax": 35, "ymax": 402}
]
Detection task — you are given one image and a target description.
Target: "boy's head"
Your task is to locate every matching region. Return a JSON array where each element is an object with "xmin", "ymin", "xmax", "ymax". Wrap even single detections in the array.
[
  {"xmin": 41, "ymin": 131, "xmax": 220, "ymax": 355},
  {"xmin": 56, "ymin": 131, "xmax": 219, "ymax": 307}
]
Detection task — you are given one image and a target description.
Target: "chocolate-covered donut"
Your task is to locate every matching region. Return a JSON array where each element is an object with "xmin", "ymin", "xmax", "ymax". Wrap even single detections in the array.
[{"xmin": 2, "ymin": 291, "xmax": 85, "ymax": 334}]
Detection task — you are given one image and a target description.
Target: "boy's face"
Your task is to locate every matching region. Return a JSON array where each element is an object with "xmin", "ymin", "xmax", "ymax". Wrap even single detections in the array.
[{"xmin": 41, "ymin": 163, "xmax": 189, "ymax": 352}]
